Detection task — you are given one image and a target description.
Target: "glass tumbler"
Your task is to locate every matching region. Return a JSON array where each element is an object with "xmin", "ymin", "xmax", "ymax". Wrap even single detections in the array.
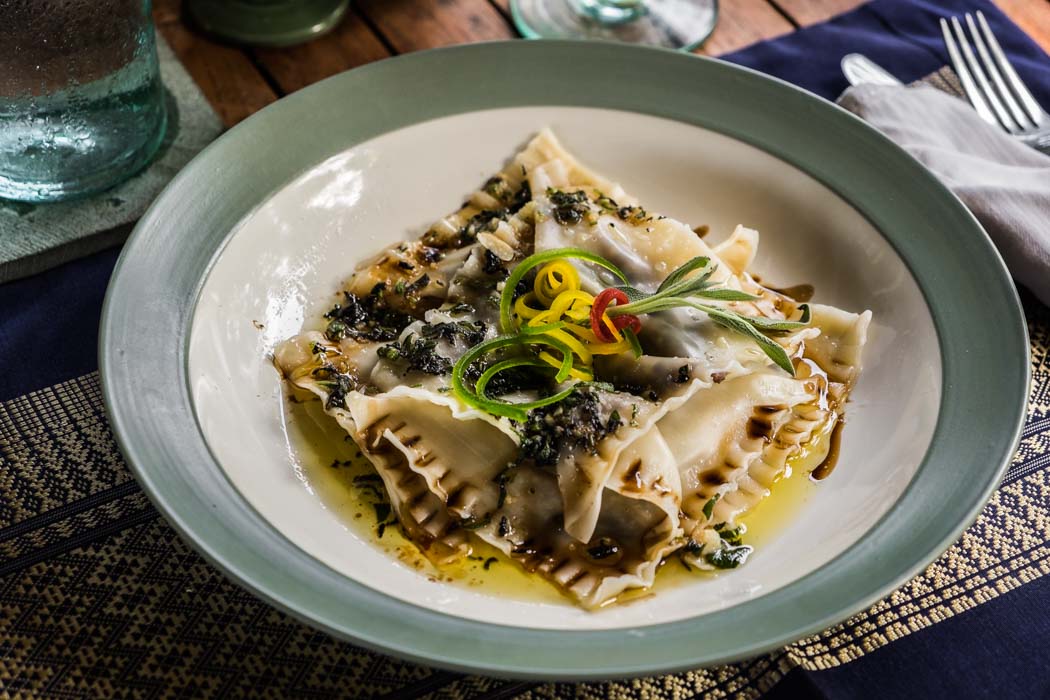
[
  {"xmin": 512, "ymin": 0, "xmax": 718, "ymax": 51},
  {"xmin": 0, "ymin": 1, "xmax": 167, "ymax": 202}
]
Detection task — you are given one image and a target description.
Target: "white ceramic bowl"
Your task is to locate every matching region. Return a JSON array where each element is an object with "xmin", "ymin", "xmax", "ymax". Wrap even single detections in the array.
[
  {"xmin": 101, "ymin": 42, "xmax": 1025, "ymax": 677},
  {"xmin": 189, "ymin": 107, "xmax": 940, "ymax": 630}
]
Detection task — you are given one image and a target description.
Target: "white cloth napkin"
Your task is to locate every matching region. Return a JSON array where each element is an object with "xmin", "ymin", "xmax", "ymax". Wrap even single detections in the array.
[{"xmin": 838, "ymin": 84, "xmax": 1050, "ymax": 306}]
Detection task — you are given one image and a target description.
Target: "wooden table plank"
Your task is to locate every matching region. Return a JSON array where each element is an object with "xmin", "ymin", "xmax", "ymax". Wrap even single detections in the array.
[
  {"xmin": 993, "ymin": 0, "xmax": 1050, "ymax": 54},
  {"xmin": 252, "ymin": 9, "xmax": 391, "ymax": 95},
  {"xmin": 158, "ymin": 0, "xmax": 1050, "ymax": 129},
  {"xmin": 771, "ymin": 0, "xmax": 863, "ymax": 27},
  {"xmin": 152, "ymin": 0, "xmax": 183, "ymax": 26},
  {"xmin": 356, "ymin": 0, "xmax": 515, "ymax": 52},
  {"xmin": 156, "ymin": 19, "xmax": 278, "ymax": 127},
  {"xmin": 695, "ymin": 0, "xmax": 793, "ymax": 55}
]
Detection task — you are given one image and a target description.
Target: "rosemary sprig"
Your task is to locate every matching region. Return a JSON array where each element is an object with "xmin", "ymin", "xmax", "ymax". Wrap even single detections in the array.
[{"xmin": 608, "ymin": 256, "xmax": 810, "ymax": 375}]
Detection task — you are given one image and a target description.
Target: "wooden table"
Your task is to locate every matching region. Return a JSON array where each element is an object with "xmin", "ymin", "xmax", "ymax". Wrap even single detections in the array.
[{"xmin": 153, "ymin": 0, "xmax": 1050, "ymax": 129}]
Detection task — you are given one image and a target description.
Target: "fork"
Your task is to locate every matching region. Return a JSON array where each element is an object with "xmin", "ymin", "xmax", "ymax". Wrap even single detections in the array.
[{"xmin": 941, "ymin": 10, "xmax": 1050, "ymax": 154}]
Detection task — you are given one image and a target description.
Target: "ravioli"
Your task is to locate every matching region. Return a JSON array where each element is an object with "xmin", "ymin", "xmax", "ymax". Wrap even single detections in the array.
[{"xmin": 274, "ymin": 130, "xmax": 871, "ymax": 608}]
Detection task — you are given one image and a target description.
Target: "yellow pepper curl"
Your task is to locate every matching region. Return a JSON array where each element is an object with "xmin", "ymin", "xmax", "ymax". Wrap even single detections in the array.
[{"xmin": 511, "ymin": 261, "xmax": 632, "ymax": 379}]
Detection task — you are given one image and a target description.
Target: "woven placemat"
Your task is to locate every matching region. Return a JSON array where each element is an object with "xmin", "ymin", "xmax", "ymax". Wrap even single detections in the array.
[
  {"xmin": 2, "ymin": 71, "xmax": 1048, "ymax": 699},
  {"xmin": 0, "ymin": 34, "xmax": 222, "ymax": 284},
  {"xmin": 0, "ymin": 295, "xmax": 1044, "ymax": 698}
]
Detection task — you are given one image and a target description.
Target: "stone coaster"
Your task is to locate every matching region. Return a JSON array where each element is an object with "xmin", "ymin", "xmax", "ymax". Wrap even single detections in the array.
[{"xmin": 0, "ymin": 34, "xmax": 223, "ymax": 283}]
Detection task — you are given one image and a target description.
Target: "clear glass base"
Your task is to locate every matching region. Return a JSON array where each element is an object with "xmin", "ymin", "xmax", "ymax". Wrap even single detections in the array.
[
  {"xmin": 0, "ymin": 60, "xmax": 167, "ymax": 203},
  {"xmin": 512, "ymin": 0, "xmax": 718, "ymax": 51}
]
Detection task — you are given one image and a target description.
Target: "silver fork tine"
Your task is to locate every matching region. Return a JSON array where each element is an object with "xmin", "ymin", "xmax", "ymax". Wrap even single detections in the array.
[
  {"xmin": 941, "ymin": 18, "xmax": 998, "ymax": 127},
  {"xmin": 976, "ymin": 10, "xmax": 1045, "ymax": 126},
  {"xmin": 965, "ymin": 13, "xmax": 1033, "ymax": 129},
  {"xmin": 951, "ymin": 16, "xmax": 1019, "ymax": 132}
]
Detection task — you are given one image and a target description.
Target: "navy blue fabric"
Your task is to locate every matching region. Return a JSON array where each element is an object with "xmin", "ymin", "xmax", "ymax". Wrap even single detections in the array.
[
  {"xmin": 765, "ymin": 574, "xmax": 1050, "ymax": 699},
  {"xmin": 723, "ymin": 0, "xmax": 1050, "ymax": 104},
  {"xmin": 0, "ymin": 245, "xmax": 120, "ymax": 400}
]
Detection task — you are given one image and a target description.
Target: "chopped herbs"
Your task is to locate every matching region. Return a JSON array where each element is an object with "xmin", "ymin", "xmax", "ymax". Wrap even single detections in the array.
[
  {"xmin": 617, "ymin": 205, "xmax": 651, "ymax": 225},
  {"xmin": 507, "ymin": 181, "xmax": 531, "ymax": 214},
  {"xmin": 613, "ymin": 381, "xmax": 660, "ymax": 402},
  {"xmin": 403, "ymin": 273, "xmax": 431, "ymax": 298},
  {"xmin": 377, "ymin": 333, "xmax": 452, "ymax": 375},
  {"xmin": 373, "ymin": 501, "xmax": 398, "ymax": 539},
  {"xmin": 347, "ymin": 471, "xmax": 390, "ymax": 521},
  {"xmin": 595, "ymin": 193, "xmax": 619, "ymax": 213},
  {"xmin": 325, "ymin": 319, "xmax": 348, "ymax": 337},
  {"xmin": 448, "ymin": 303, "xmax": 475, "ymax": 315},
  {"xmin": 702, "ymin": 493, "xmax": 720, "ymax": 520},
  {"xmin": 420, "ymin": 319, "xmax": 487, "ymax": 347},
  {"xmin": 372, "ymin": 503, "xmax": 391, "ymax": 524},
  {"xmin": 324, "ymin": 286, "xmax": 413, "ymax": 343},
  {"xmin": 512, "ymin": 274, "xmax": 531, "ymax": 300},
  {"xmin": 705, "ymin": 544, "xmax": 753, "ymax": 569},
  {"xmin": 714, "ymin": 522, "xmax": 745, "ymax": 546},
  {"xmin": 420, "ymin": 246, "xmax": 443, "ymax": 264},
  {"xmin": 457, "ymin": 210, "xmax": 504, "ymax": 246},
  {"xmin": 482, "ymin": 249, "xmax": 507, "ymax": 276},
  {"xmin": 586, "ymin": 538, "xmax": 621, "ymax": 561},
  {"xmin": 311, "ymin": 364, "xmax": 356, "ymax": 409},
  {"xmin": 547, "ymin": 188, "xmax": 589, "ymax": 226},
  {"xmin": 481, "ymin": 175, "xmax": 531, "ymax": 215},
  {"xmin": 494, "ymin": 468, "xmax": 513, "ymax": 508},
  {"xmin": 483, "ymin": 175, "xmax": 512, "ymax": 201},
  {"xmin": 518, "ymin": 385, "xmax": 621, "ymax": 466}
]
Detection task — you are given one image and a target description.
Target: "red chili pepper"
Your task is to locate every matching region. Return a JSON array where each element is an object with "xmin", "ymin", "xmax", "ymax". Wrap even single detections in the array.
[
  {"xmin": 591, "ymin": 288, "xmax": 642, "ymax": 342},
  {"xmin": 616, "ymin": 313, "xmax": 642, "ymax": 335}
]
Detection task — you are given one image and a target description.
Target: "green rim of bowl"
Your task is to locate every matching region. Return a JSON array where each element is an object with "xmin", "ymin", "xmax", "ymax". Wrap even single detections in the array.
[{"xmin": 99, "ymin": 40, "xmax": 1029, "ymax": 679}]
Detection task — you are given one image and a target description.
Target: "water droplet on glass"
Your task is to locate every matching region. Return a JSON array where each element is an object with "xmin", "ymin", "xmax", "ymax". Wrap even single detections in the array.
[{"xmin": 0, "ymin": 1, "xmax": 166, "ymax": 201}]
